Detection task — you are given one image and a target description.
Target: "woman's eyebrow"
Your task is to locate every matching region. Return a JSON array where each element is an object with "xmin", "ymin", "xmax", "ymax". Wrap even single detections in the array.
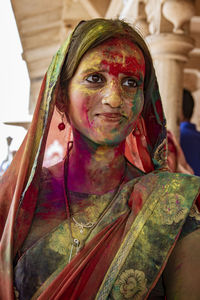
[
  {"xmin": 81, "ymin": 67, "xmax": 142, "ymax": 76},
  {"xmin": 81, "ymin": 66, "xmax": 107, "ymax": 74}
]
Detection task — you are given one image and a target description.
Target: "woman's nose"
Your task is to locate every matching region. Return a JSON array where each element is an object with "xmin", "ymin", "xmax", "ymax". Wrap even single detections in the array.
[{"xmin": 102, "ymin": 86, "xmax": 122, "ymax": 108}]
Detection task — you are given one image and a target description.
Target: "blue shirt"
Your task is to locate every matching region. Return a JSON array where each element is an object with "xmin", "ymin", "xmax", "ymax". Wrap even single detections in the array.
[{"xmin": 180, "ymin": 122, "xmax": 200, "ymax": 176}]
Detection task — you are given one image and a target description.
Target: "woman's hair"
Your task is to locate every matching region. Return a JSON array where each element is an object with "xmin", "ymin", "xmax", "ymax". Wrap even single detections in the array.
[{"xmin": 60, "ymin": 18, "xmax": 156, "ymax": 113}]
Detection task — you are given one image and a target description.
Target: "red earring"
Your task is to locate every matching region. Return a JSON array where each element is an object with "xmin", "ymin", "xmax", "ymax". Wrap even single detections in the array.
[{"xmin": 58, "ymin": 113, "xmax": 65, "ymax": 131}]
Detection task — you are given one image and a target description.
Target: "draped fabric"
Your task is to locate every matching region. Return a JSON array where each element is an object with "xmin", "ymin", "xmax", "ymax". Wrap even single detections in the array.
[
  {"xmin": 0, "ymin": 21, "xmax": 199, "ymax": 300},
  {"xmin": 167, "ymin": 130, "xmax": 194, "ymax": 174},
  {"xmin": 13, "ymin": 168, "xmax": 198, "ymax": 300}
]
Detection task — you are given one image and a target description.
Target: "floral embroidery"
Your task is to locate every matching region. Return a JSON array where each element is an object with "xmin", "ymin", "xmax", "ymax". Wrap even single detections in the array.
[
  {"xmin": 153, "ymin": 137, "xmax": 167, "ymax": 168},
  {"xmin": 156, "ymin": 194, "xmax": 187, "ymax": 225},
  {"xmin": 189, "ymin": 204, "xmax": 200, "ymax": 221},
  {"xmin": 114, "ymin": 269, "xmax": 147, "ymax": 299}
]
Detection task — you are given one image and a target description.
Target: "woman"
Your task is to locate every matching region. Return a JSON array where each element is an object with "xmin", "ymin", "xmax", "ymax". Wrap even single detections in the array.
[{"xmin": 0, "ymin": 18, "xmax": 200, "ymax": 300}]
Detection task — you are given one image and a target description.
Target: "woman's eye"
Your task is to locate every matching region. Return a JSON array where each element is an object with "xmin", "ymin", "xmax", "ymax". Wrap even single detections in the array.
[
  {"xmin": 86, "ymin": 74, "xmax": 104, "ymax": 83},
  {"xmin": 122, "ymin": 78, "xmax": 138, "ymax": 88}
]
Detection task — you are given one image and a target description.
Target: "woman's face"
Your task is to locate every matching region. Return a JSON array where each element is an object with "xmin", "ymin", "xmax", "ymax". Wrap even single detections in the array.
[{"xmin": 67, "ymin": 37, "xmax": 145, "ymax": 145}]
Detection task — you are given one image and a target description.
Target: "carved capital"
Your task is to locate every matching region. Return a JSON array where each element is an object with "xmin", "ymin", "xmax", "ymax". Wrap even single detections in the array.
[
  {"xmin": 145, "ymin": 0, "xmax": 195, "ymax": 35},
  {"xmin": 163, "ymin": 0, "xmax": 195, "ymax": 34},
  {"xmin": 146, "ymin": 33, "xmax": 194, "ymax": 61}
]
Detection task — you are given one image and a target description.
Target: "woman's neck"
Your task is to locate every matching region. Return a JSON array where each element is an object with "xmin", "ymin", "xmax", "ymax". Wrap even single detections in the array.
[{"xmin": 67, "ymin": 129, "xmax": 126, "ymax": 195}]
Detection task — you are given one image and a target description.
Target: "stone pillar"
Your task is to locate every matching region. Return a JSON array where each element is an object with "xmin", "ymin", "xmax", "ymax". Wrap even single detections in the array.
[
  {"xmin": 146, "ymin": 33, "xmax": 194, "ymax": 138},
  {"xmin": 145, "ymin": 0, "xmax": 195, "ymax": 139}
]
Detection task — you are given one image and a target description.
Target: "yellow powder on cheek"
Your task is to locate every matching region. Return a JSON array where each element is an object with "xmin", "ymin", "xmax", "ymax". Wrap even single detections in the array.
[{"xmin": 70, "ymin": 81, "xmax": 97, "ymax": 96}]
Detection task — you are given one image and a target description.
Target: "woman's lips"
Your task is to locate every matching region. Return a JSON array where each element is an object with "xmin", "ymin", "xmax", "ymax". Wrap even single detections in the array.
[{"xmin": 96, "ymin": 113, "xmax": 124, "ymax": 122}]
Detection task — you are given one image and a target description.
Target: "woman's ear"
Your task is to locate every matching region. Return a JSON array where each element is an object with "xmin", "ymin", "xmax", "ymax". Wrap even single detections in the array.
[
  {"xmin": 56, "ymin": 87, "xmax": 72, "ymax": 124},
  {"xmin": 56, "ymin": 87, "xmax": 68, "ymax": 112}
]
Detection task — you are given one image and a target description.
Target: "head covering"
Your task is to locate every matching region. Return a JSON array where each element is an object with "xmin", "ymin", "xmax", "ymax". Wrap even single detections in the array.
[{"xmin": 0, "ymin": 20, "xmax": 167, "ymax": 299}]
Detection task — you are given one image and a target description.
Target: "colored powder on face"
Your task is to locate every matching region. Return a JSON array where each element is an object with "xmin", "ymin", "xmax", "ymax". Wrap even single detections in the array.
[
  {"xmin": 101, "ymin": 56, "xmax": 144, "ymax": 78},
  {"xmin": 102, "ymin": 49, "xmax": 123, "ymax": 61},
  {"xmin": 137, "ymin": 72, "xmax": 145, "ymax": 86},
  {"xmin": 100, "ymin": 37, "xmax": 145, "ymax": 77}
]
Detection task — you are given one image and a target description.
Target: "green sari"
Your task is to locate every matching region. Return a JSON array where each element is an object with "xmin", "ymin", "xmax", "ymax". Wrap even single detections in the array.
[{"xmin": 13, "ymin": 161, "xmax": 200, "ymax": 299}]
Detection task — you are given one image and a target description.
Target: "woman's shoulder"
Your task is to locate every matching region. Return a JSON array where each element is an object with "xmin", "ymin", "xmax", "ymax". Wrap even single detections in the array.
[
  {"xmin": 145, "ymin": 170, "xmax": 200, "ymax": 191},
  {"xmin": 135, "ymin": 168, "xmax": 200, "ymax": 188},
  {"xmin": 136, "ymin": 170, "xmax": 200, "ymax": 214}
]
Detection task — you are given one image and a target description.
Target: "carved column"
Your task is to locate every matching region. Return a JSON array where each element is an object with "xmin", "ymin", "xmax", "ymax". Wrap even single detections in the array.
[
  {"xmin": 120, "ymin": 0, "xmax": 149, "ymax": 37},
  {"xmin": 145, "ymin": 0, "xmax": 195, "ymax": 139},
  {"xmin": 146, "ymin": 33, "xmax": 194, "ymax": 138}
]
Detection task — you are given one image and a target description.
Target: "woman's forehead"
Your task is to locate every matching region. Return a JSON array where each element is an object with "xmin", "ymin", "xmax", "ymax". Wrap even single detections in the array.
[
  {"xmin": 100, "ymin": 37, "xmax": 143, "ymax": 53},
  {"xmin": 88, "ymin": 37, "xmax": 144, "ymax": 59},
  {"xmin": 79, "ymin": 37, "xmax": 145, "ymax": 76}
]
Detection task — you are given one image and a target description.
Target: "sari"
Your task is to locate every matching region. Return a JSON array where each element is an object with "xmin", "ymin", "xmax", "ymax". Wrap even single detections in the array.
[
  {"xmin": 0, "ymin": 21, "xmax": 200, "ymax": 300},
  {"xmin": 167, "ymin": 130, "xmax": 194, "ymax": 174}
]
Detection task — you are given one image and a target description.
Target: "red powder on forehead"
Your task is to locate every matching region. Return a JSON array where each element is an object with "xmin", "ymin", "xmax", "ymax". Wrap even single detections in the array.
[
  {"xmin": 101, "ymin": 56, "xmax": 145, "ymax": 77},
  {"xmin": 102, "ymin": 37, "xmax": 141, "ymax": 62},
  {"xmin": 103, "ymin": 49, "xmax": 123, "ymax": 61},
  {"xmin": 100, "ymin": 37, "xmax": 145, "ymax": 76}
]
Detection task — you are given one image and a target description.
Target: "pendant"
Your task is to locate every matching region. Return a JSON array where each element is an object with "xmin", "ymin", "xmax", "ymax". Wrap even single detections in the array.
[
  {"xmin": 68, "ymin": 238, "xmax": 81, "ymax": 263},
  {"xmin": 73, "ymin": 238, "xmax": 80, "ymax": 247}
]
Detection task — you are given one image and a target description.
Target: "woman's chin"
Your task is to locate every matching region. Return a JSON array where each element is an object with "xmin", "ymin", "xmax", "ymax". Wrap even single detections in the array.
[
  {"xmin": 86, "ymin": 132, "xmax": 127, "ymax": 146},
  {"xmin": 73, "ymin": 126, "xmax": 132, "ymax": 146}
]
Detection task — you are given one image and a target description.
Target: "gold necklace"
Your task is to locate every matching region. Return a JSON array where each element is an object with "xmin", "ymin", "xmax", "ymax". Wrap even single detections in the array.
[
  {"xmin": 63, "ymin": 141, "xmax": 127, "ymax": 263},
  {"xmin": 72, "ymin": 216, "xmax": 94, "ymax": 233}
]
